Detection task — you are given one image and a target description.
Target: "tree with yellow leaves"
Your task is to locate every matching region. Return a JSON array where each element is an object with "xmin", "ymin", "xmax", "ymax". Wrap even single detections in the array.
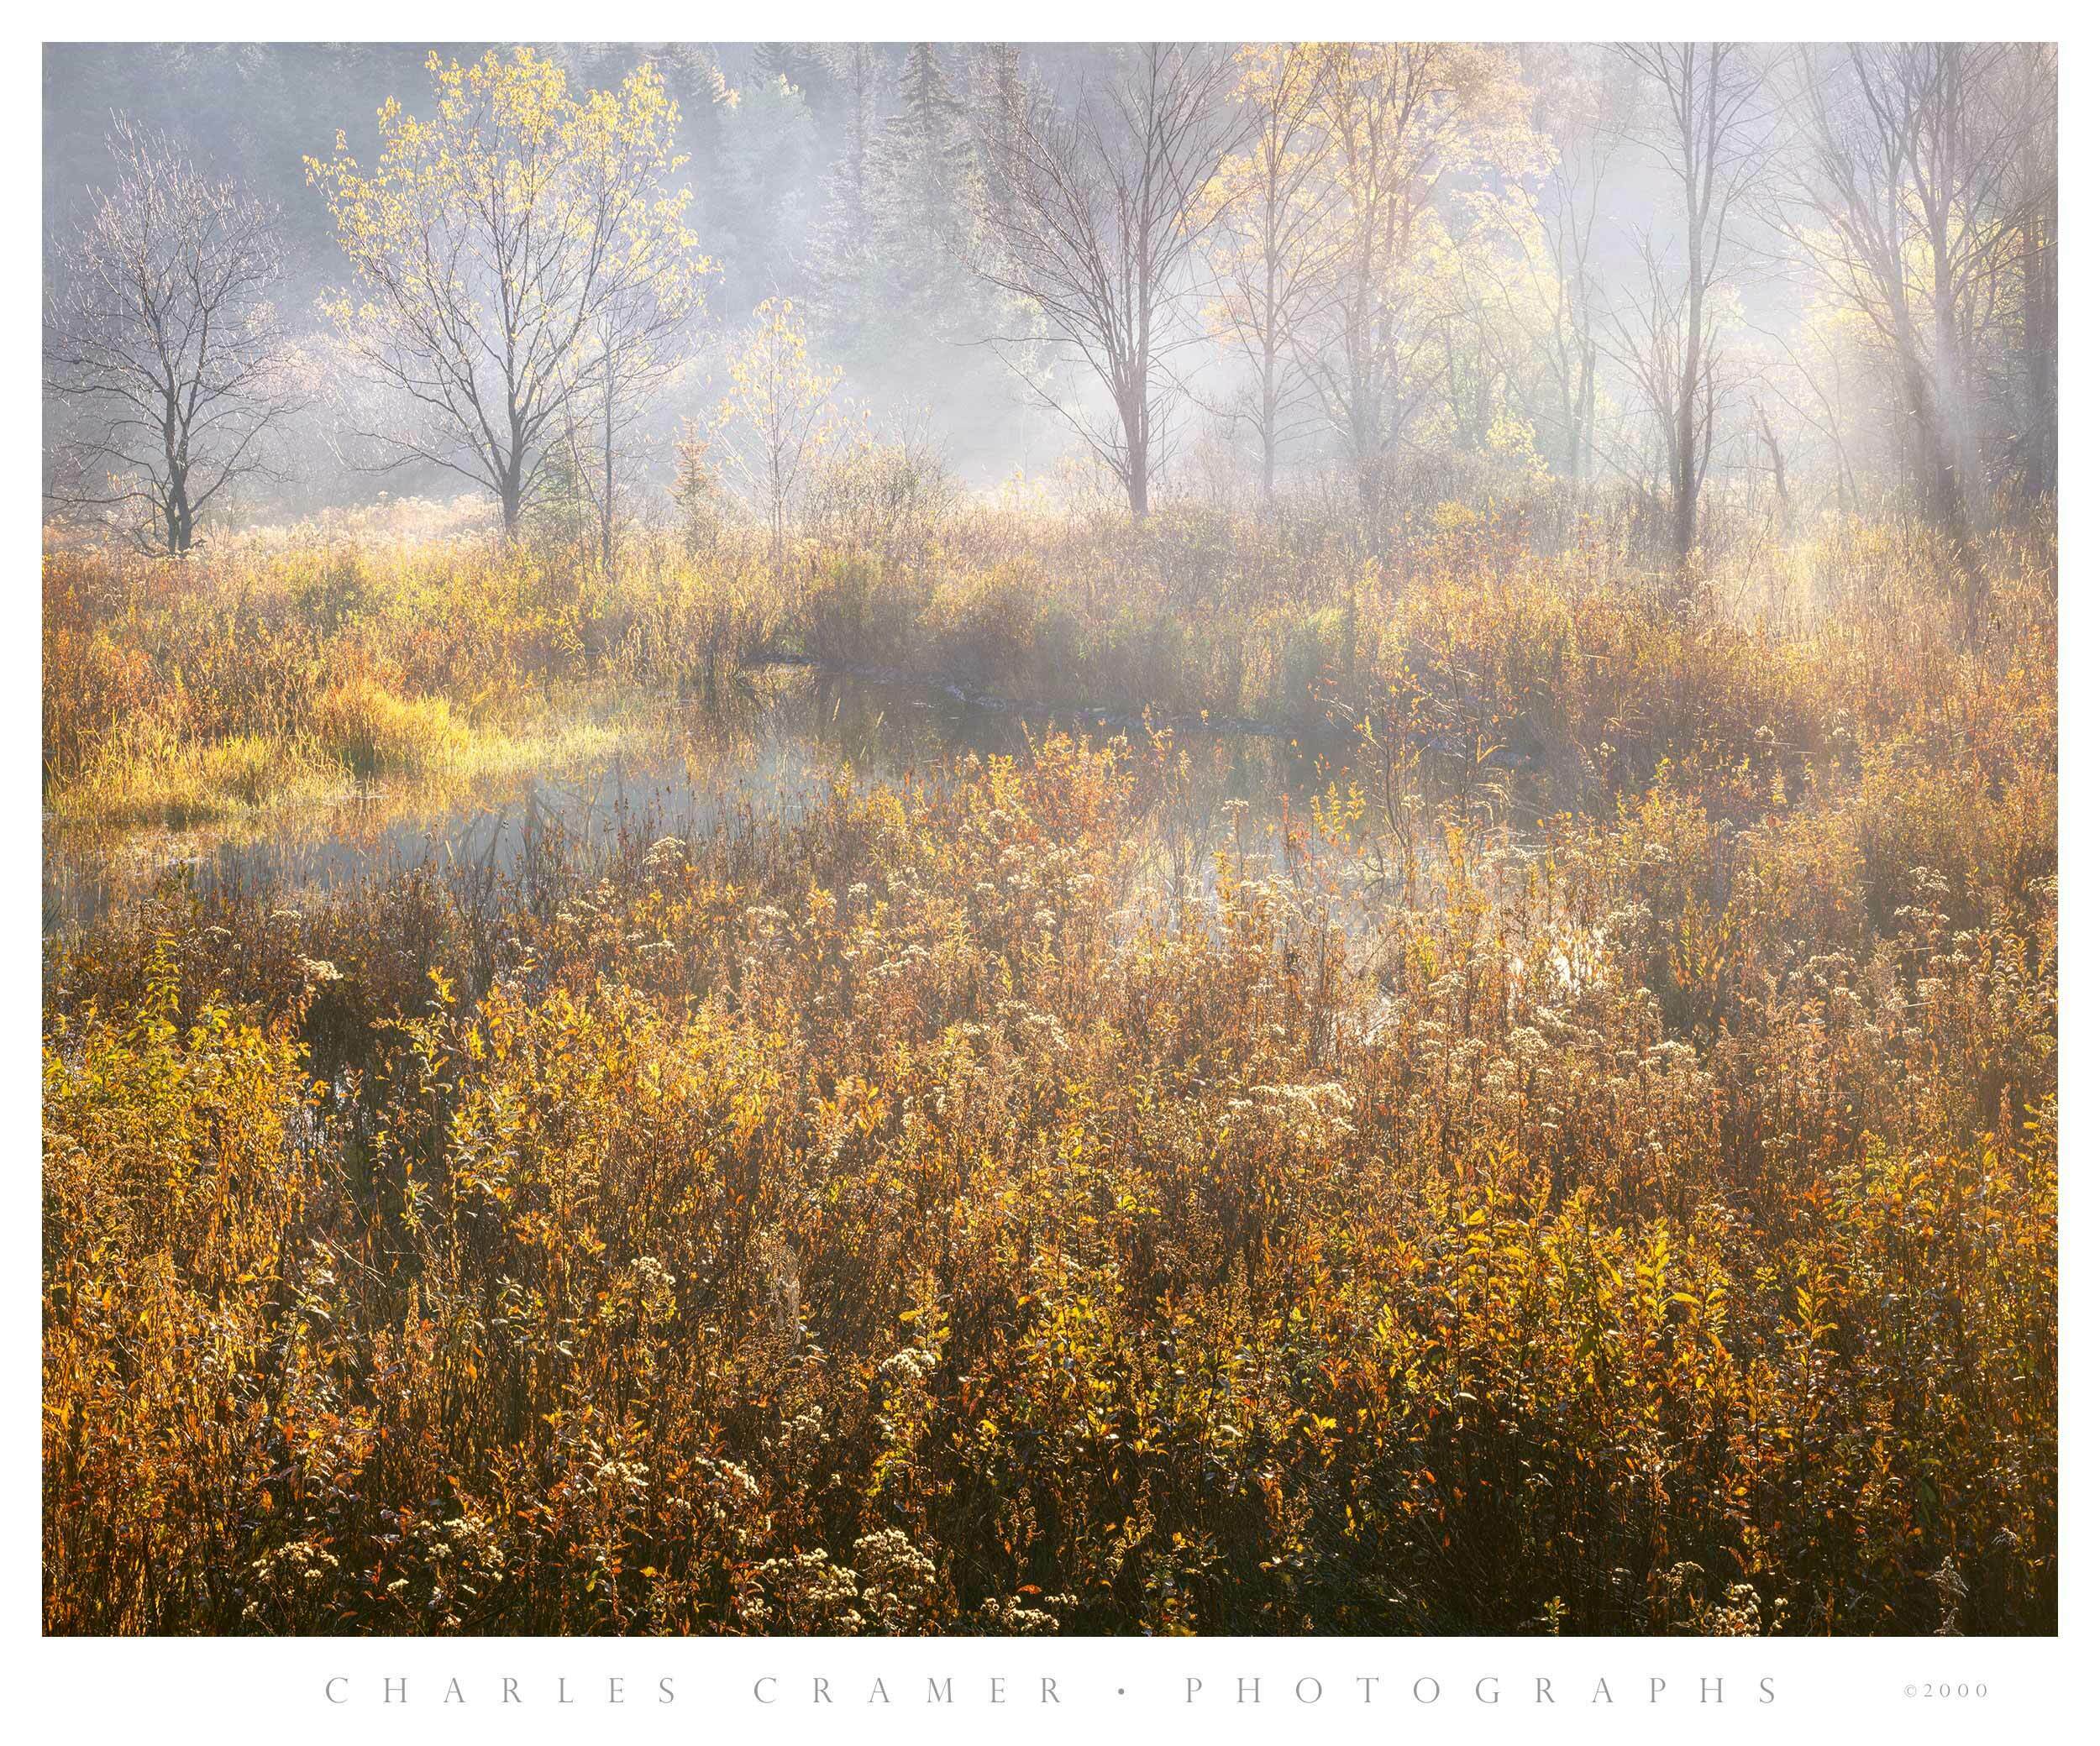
[
  {"xmin": 712, "ymin": 298, "xmax": 846, "ymax": 578},
  {"xmin": 307, "ymin": 49, "xmax": 708, "ymax": 537},
  {"xmin": 1200, "ymin": 44, "xmax": 1339, "ymax": 506},
  {"xmin": 1297, "ymin": 44, "xmax": 1540, "ymax": 543}
]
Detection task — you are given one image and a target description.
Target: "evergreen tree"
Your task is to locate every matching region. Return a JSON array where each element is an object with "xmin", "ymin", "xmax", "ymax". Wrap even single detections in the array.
[
  {"xmin": 806, "ymin": 45, "xmax": 888, "ymax": 348},
  {"xmin": 751, "ymin": 42, "xmax": 835, "ymax": 116},
  {"xmin": 966, "ymin": 43, "xmax": 1029, "ymax": 239},
  {"xmin": 870, "ymin": 44, "xmax": 975, "ymax": 263},
  {"xmin": 709, "ymin": 66, "xmax": 822, "ymax": 306},
  {"xmin": 860, "ymin": 47, "xmax": 989, "ymax": 359}
]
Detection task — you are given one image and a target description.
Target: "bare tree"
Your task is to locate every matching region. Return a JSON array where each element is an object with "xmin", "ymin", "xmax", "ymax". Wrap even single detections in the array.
[
  {"xmin": 1606, "ymin": 42, "xmax": 1771, "ymax": 579},
  {"xmin": 1294, "ymin": 44, "xmax": 1531, "ymax": 543},
  {"xmin": 1524, "ymin": 45, "xmax": 1630, "ymax": 486},
  {"xmin": 560, "ymin": 210, "xmax": 711, "ymax": 577},
  {"xmin": 1751, "ymin": 316, "xmax": 1864, "ymax": 516},
  {"xmin": 972, "ymin": 43, "xmax": 1243, "ymax": 519},
  {"xmin": 1773, "ymin": 44, "xmax": 2026, "ymax": 569},
  {"xmin": 1200, "ymin": 45, "xmax": 1338, "ymax": 506},
  {"xmin": 1751, "ymin": 394, "xmax": 1791, "ymax": 534},
  {"xmin": 2003, "ymin": 45, "xmax": 2058, "ymax": 499},
  {"xmin": 45, "ymin": 118, "xmax": 295, "ymax": 554}
]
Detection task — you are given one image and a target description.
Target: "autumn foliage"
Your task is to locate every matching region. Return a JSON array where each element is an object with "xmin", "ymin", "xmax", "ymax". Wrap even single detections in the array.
[{"xmin": 43, "ymin": 510, "xmax": 2055, "ymax": 1634}]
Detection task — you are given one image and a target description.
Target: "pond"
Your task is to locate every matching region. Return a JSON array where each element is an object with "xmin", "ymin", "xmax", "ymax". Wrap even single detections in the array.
[{"xmin": 43, "ymin": 667, "xmax": 1421, "ymax": 937}]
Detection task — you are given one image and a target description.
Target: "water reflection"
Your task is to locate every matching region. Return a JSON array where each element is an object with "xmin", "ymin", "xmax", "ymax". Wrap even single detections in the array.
[{"xmin": 44, "ymin": 669, "xmax": 1377, "ymax": 936}]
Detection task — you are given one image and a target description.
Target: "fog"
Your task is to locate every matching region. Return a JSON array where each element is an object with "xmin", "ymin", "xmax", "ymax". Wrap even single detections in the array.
[{"xmin": 43, "ymin": 40, "xmax": 2056, "ymax": 556}]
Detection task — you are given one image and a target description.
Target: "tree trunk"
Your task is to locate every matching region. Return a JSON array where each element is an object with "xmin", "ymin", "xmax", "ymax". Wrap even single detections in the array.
[
  {"xmin": 165, "ymin": 494, "xmax": 194, "ymax": 555},
  {"xmin": 161, "ymin": 398, "xmax": 196, "ymax": 553},
  {"xmin": 501, "ymin": 401, "xmax": 528, "ymax": 538},
  {"xmin": 1126, "ymin": 459, "xmax": 1150, "ymax": 519},
  {"xmin": 1930, "ymin": 261, "xmax": 1980, "ymax": 539},
  {"xmin": 1259, "ymin": 341, "xmax": 1279, "ymax": 509},
  {"xmin": 163, "ymin": 466, "xmax": 195, "ymax": 554},
  {"xmin": 2024, "ymin": 207, "xmax": 2056, "ymax": 493},
  {"xmin": 1672, "ymin": 274, "xmax": 1703, "ymax": 576},
  {"xmin": 1122, "ymin": 388, "xmax": 1150, "ymax": 520},
  {"xmin": 1755, "ymin": 401, "xmax": 1791, "ymax": 537},
  {"xmin": 600, "ymin": 354, "xmax": 617, "ymax": 577}
]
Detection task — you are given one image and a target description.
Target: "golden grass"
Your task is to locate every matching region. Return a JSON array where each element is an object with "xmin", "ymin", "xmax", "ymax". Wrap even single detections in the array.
[{"xmin": 41, "ymin": 499, "xmax": 2056, "ymax": 1635}]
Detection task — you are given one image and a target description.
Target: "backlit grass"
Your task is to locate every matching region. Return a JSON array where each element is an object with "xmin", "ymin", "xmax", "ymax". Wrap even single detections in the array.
[{"xmin": 41, "ymin": 499, "xmax": 2056, "ymax": 1635}]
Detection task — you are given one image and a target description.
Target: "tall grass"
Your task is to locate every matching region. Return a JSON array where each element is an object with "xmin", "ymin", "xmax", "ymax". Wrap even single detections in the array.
[
  {"xmin": 42, "ymin": 495, "xmax": 2055, "ymax": 1634},
  {"xmin": 46, "ymin": 489, "xmax": 2055, "ymax": 826},
  {"xmin": 42, "ymin": 511, "xmax": 790, "ymax": 827}
]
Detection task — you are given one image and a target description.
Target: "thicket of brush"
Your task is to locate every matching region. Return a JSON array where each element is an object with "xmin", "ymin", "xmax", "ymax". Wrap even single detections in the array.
[
  {"xmin": 47, "ymin": 474, "xmax": 2045, "ymax": 831},
  {"xmin": 43, "ymin": 495, "xmax": 2055, "ymax": 1634}
]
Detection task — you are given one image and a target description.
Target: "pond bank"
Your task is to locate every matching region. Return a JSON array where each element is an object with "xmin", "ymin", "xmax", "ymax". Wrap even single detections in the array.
[{"xmin": 44, "ymin": 666, "xmax": 1429, "ymax": 936}]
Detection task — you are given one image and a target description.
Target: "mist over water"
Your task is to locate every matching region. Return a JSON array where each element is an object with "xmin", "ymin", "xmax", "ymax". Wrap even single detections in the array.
[{"xmin": 43, "ymin": 665, "xmax": 1416, "ymax": 935}]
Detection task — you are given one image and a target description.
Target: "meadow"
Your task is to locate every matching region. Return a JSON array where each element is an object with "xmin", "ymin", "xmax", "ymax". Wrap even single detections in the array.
[{"xmin": 41, "ymin": 493, "xmax": 2058, "ymax": 1634}]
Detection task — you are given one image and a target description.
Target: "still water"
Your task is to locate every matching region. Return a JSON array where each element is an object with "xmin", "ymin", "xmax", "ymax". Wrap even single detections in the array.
[{"xmin": 43, "ymin": 669, "xmax": 1385, "ymax": 936}]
